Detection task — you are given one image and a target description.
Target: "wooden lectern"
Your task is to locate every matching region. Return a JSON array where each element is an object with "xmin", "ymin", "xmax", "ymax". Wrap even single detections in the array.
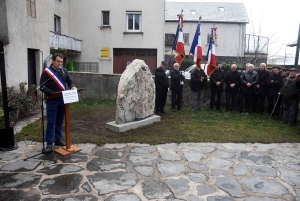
[{"xmin": 47, "ymin": 88, "xmax": 84, "ymax": 156}]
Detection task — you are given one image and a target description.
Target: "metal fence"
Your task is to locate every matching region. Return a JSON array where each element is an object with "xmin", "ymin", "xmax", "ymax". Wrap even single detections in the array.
[{"xmin": 245, "ymin": 34, "xmax": 269, "ymax": 54}]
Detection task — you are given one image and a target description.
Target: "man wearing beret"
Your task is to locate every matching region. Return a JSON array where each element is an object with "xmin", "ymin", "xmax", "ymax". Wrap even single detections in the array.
[{"xmin": 267, "ymin": 66, "xmax": 283, "ymax": 116}]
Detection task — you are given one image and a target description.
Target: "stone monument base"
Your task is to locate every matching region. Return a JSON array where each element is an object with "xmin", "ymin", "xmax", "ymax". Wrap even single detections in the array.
[{"xmin": 106, "ymin": 115, "xmax": 161, "ymax": 133}]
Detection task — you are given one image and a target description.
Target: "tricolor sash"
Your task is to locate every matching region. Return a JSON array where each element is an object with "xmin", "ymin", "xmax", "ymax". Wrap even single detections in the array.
[{"xmin": 44, "ymin": 67, "xmax": 66, "ymax": 91}]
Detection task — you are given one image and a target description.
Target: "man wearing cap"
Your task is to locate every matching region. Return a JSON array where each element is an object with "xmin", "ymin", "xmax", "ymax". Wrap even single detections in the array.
[
  {"xmin": 210, "ymin": 62, "xmax": 225, "ymax": 111},
  {"xmin": 282, "ymin": 67, "xmax": 289, "ymax": 78},
  {"xmin": 155, "ymin": 61, "xmax": 169, "ymax": 115},
  {"xmin": 239, "ymin": 64, "xmax": 258, "ymax": 113},
  {"xmin": 253, "ymin": 63, "xmax": 270, "ymax": 113},
  {"xmin": 190, "ymin": 64, "xmax": 207, "ymax": 111},
  {"xmin": 279, "ymin": 68, "xmax": 300, "ymax": 126},
  {"xmin": 267, "ymin": 66, "xmax": 283, "ymax": 116},
  {"xmin": 266, "ymin": 66, "xmax": 273, "ymax": 74}
]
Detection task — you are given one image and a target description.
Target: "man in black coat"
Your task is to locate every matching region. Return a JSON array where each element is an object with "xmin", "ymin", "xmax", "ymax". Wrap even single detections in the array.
[
  {"xmin": 267, "ymin": 66, "xmax": 283, "ymax": 116},
  {"xmin": 225, "ymin": 64, "xmax": 241, "ymax": 111},
  {"xmin": 239, "ymin": 64, "xmax": 258, "ymax": 112},
  {"xmin": 279, "ymin": 68, "xmax": 300, "ymax": 126},
  {"xmin": 253, "ymin": 63, "xmax": 270, "ymax": 113},
  {"xmin": 190, "ymin": 66, "xmax": 207, "ymax": 111},
  {"xmin": 155, "ymin": 61, "xmax": 169, "ymax": 115},
  {"xmin": 210, "ymin": 63, "xmax": 225, "ymax": 111},
  {"xmin": 170, "ymin": 63, "xmax": 185, "ymax": 111}
]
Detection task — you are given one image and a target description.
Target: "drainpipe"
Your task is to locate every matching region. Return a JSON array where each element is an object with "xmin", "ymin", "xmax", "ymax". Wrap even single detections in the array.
[{"xmin": 44, "ymin": 54, "xmax": 53, "ymax": 68}]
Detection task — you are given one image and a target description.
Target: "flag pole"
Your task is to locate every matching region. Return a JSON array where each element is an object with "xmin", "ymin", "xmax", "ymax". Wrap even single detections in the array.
[{"xmin": 168, "ymin": 9, "xmax": 183, "ymax": 69}]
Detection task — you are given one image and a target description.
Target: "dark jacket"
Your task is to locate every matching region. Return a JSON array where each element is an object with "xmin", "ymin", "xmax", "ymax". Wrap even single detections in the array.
[
  {"xmin": 254, "ymin": 70, "xmax": 270, "ymax": 97},
  {"xmin": 240, "ymin": 70, "xmax": 258, "ymax": 94},
  {"xmin": 40, "ymin": 66, "xmax": 75, "ymax": 97},
  {"xmin": 190, "ymin": 68, "xmax": 207, "ymax": 92},
  {"xmin": 210, "ymin": 69, "xmax": 225, "ymax": 91},
  {"xmin": 225, "ymin": 70, "xmax": 241, "ymax": 93},
  {"xmin": 155, "ymin": 67, "xmax": 169, "ymax": 92},
  {"xmin": 280, "ymin": 77, "xmax": 300, "ymax": 100},
  {"xmin": 170, "ymin": 70, "xmax": 185, "ymax": 91},
  {"xmin": 267, "ymin": 73, "xmax": 283, "ymax": 98}
]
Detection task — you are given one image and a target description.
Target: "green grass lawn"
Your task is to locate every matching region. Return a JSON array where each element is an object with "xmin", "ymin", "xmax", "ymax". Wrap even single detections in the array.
[{"xmin": 15, "ymin": 99, "xmax": 300, "ymax": 145}]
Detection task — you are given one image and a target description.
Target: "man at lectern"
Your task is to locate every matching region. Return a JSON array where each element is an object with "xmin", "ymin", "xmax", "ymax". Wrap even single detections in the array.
[{"xmin": 40, "ymin": 53, "xmax": 77, "ymax": 152}]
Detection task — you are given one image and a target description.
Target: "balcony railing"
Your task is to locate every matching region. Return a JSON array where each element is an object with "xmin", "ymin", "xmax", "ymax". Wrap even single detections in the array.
[{"xmin": 50, "ymin": 31, "xmax": 81, "ymax": 51}]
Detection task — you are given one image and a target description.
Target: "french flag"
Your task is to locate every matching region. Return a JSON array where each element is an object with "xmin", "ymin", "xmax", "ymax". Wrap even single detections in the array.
[
  {"xmin": 175, "ymin": 27, "xmax": 185, "ymax": 65},
  {"xmin": 206, "ymin": 28, "xmax": 217, "ymax": 76},
  {"xmin": 190, "ymin": 22, "xmax": 203, "ymax": 70}
]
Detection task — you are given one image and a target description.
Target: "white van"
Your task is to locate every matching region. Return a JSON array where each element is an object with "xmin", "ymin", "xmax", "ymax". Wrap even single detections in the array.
[{"xmin": 183, "ymin": 64, "xmax": 208, "ymax": 79}]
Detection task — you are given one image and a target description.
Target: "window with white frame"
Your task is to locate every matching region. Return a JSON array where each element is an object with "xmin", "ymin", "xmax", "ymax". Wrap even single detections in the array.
[
  {"xmin": 102, "ymin": 11, "xmax": 110, "ymax": 26},
  {"xmin": 126, "ymin": 12, "xmax": 142, "ymax": 32}
]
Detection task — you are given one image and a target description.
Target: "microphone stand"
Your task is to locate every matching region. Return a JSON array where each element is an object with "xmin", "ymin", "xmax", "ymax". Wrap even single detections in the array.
[{"xmin": 24, "ymin": 69, "xmax": 58, "ymax": 163}]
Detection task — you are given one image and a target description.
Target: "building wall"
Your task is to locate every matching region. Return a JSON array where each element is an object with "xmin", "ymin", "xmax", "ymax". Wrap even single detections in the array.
[
  {"xmin": 69, "ymin": 0, "xmax": 165, "ymax": 74},
  {"xmin": 3, "ymin": 0, "xmax": 50, "ymax": 88},
  {"xmin": 0, "ymin": 0, "xmax": 9, "ymax": 44},
  {"xmin": 49, "ymin": 0, "xmax": 70, "ymax": 36},
  {"xmin": 165, "ymin": 21, "xmax": 246, "ymax": 57}
]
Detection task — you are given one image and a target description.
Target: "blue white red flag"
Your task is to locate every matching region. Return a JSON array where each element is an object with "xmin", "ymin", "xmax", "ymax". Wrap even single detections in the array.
[
  {"xmin": 205, "ymin": 28, "xmax": 217, "ymax": 76},
  {"xmin": 190, "ymin": 22, "xmax": 203, "ymax": 70},
  {"xmin": 173, "ymin": 14, "xmax": 185, "ymax": 65}
]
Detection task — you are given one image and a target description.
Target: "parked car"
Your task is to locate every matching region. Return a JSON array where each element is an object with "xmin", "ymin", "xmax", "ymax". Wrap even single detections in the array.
[{"xmin": 183, "ymin": 64, "xmax": 207, "ymax": 79}]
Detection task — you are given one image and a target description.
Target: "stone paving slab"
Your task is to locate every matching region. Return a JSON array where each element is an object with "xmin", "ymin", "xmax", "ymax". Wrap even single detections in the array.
[{"xmin": 0, "ymin": 142, "xmax": 299, "ymax": 200}]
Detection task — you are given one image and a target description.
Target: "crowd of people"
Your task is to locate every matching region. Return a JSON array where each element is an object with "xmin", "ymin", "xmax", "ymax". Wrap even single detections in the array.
[{"xmin": 155, "ymin": 61, "xmax": 300, "ymax": 133}]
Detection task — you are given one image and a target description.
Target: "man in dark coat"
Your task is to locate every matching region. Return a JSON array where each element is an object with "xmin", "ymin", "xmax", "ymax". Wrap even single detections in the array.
[
  {"xmin": 190, "ymin": 65, "xmax": 207, "ymax": 111},
  {"xmin": 253, "ymin": 63, "xmax": 270, "ymax": 113},
  {"xmin": 239, "ymin": 64, "xmax": 258, "ymax": 112},
  {"xmin": 279, "ymin": 68, "xmax": 300, "ymax": 126},
  {"xmin": 210, "ymin": 63, "xmax": 225, "ymax": 111},
  {"xmin": 170, "ymin": 63, "xmax": 185, "ymax": 111},
  {"xmin": 225, "ymin": 64, "xmax": 241, "ymax": 111},
  {"xmin": 267, "ymin": 66, "xmax": 283, "ymax": 116},
  {"xmin": 155, "ymin": 61, "xmax": 169, "ymax": 115}
]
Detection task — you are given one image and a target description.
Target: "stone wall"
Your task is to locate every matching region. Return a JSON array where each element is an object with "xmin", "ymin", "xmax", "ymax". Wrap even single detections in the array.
[{"xmin": 70, "ymin": 72, "xmax": 213, "ymax": 107}]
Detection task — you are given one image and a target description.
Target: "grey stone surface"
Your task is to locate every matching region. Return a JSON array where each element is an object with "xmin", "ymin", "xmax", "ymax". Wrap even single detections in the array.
[
  {"xmin": 57, "ymin": 154, "xmax": 88, "ymax": 163},
  {"xmin": 269, "ymin": 148, "xmax": 300, "ymax": 164},
  {"xmin": 103, "ymin": 143, "xmax": 127, "ymax": 149},
  {"xmin": 241, "ymin": 177, "xmax": 288, "ymax": 196},
  {"xmin": 286, "ymin": 163, "xmax": 300, "ymax": 171},
  {"xmin": 1, "ymin": 160, "xmax": 41, "ymax": 172},
  {"xmin": 186, "ymin": 194, "xmax": 205, "ymax": 201},
  {"xmin": 216, "ymin": 176, "xmax": 243, "ymax": 198},
  {"xmin": 251, "ymin": 165, "xmax": 277, "ymax": 177},
  {"xmin": 0, "ymin": 189, "xmax": 40, "ymax": 201},
  {"xmin": 157, "ymin": 163, "xmax": 185, "ymax": 176},
  {"xmin": 142, "ymin": 180, "xmax": 172, "ymax": 199},
  {"xmin": 131, "ymin": 146, "xmax": 156, "ymax": 154},
  {"xmin": 240, "ymin": 151, "xmax": 274, "ymax": 165},
  {"xmin": 87, "ymin": 172, "xmax": 137, "ymax": 195},
  {"xmin": 43, "ymin": 195, "xmax": 98, "ymax": 201},
  {"xmin": 222, "ymin": 143, "xmax": 247, "ymax": 150},
  {"xmin": 81, "ymin": 182, "xmax": 92, "ymax": 193},
  {"xmin": 196, "ymin": 184, "xmax": 216, "ymax": 196},
  {"xmin": 95, "ymin": 149, "xmax": 125, "ymax": 159},
  {"xmin": 188, "ymin": 162, "xmax": 208, "ymax": 171},
  {"xmin": 160, "ymin": 150, "xmax": 181, "ymax": 160},
  {"xmin": 184, "ymin": 152, "xmax": 206, "ymax": 161},
  {"xmin": 76, "ymin": 143, "xmax": 97, "ymax": 154},
  {"xmin": 214, "ymin": 150, "xmax": 236, "ymax": 159},
  {"xmin": 37, "ymin": 164, "xmax": 84, "ymax": 175},
  {"xmin": 233, "ymin": 163, "xmax": 248, "ymax": 176},
  {"xmin": 187, "ymin": 146, "xmax": 216, "ymax": 154},
  {"xmin": 296, "ymin": 188, "xmax": 300, "ymax": 201},
  {"xmin": 252, "ymin": 143, "xmax": 279, "ymax": 152},
  {"xmin": 211, "ymin": 169, "xmax": 226, "ymax": 176},
  {"xmin": 186, "ymin": 173, "xmax": 208, "ymax": 183},
  {"xmin": 87, "ymin": 158, "xmax": 126, "ymax": 171},
  {"xmin": 105, "ymin": 193, "xmax": 141, "ymax": 201},
  {"xmin": 156, "ymin": 143, "xmax": 183, "ymax": 151},
  {"xmin": 0, "ymin": 173, "xmax": 41, "ymax": 188},
  {"xmin": 0, "ymin": 152, "xmax": 21, "ymax": 161},
  {"xmin": 205, "ymin": 158, "xmax": 233, "ymax": 170},
  {"xmin": 128, "ymin": 155, "xmax": 158, "ymax": 164},
  {"xmin": 39, "ymin": 174, "xmax": 83, "ymax": 195},
  {"xmin": 207, "ymin": 197, "xmax": 234, "ymax": 201},
  {"xmin": 165, "ymin": 178, "xmax": 190, "ymax": 196},
  {"xmin": 133, "ymin": 165, "xmax": 154, "ymax": 177},
  {"xmin": 245, "ymin": 196, "xmax": 285, "ymax": 201},
  {"xmin": 280, "ymin": 171, "xmax": 300, "ymax": 186}
]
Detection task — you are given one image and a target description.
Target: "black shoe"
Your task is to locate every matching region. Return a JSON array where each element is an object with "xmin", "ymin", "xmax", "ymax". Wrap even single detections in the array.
[
  {"xmin": 45, "ymin": 145, "xmax": 53, "ymax": 153},
  {"xmin": 54, "ymin": 140, "xmax": 66, "ymax": 146},
  {"xmin": 161, "ymin": 111, "xmax": 167, "ymax": 114},
  {"xmin": 177, "ymin": 108, "xmax": 181, "ymax": 111},
  {"xmin": 156, "ymin": 111, "xmax": 163, "ymax": 115}
]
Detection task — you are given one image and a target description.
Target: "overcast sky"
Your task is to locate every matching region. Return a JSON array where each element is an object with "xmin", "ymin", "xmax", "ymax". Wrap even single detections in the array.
[{"xmin": 166, "ymin": 0, "xmax": 300, "ymax": 60}]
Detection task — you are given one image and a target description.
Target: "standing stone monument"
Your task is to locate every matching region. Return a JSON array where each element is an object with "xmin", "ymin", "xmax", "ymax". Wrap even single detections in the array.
[{"xmin": 106, "ymin": 59, "xmax": 160, "ymax": 132}]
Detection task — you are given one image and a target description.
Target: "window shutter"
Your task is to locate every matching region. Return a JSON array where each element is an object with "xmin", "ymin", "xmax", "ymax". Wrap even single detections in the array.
[{"xmin": 101, "ymin": 48, "xmax": 110, "ymax": 58}]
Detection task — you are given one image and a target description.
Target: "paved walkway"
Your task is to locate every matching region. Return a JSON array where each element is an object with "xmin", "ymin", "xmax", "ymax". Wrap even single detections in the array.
[{"xmin": 0, "ymin": 141, "xmax": 300, "ymax": 201}]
